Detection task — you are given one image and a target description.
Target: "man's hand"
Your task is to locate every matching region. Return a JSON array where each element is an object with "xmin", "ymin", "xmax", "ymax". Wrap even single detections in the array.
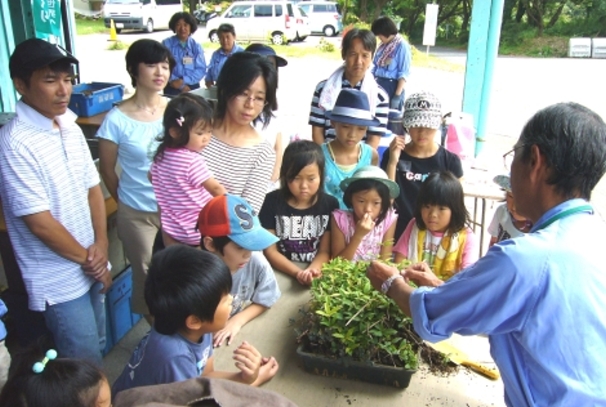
[
  {"xmin": 98, "ymin": 270, "xmax": 113, "ymax": 294},
  {"xmin": 213, "ymin": 319, "xmax": 242, "ymax": 348},
  {"xmin": 404, "ymin": 262, "xmax": 444, "ymax": 288},
  {"xmin": 182, "ymin": 85, "xmax": 191, "ymax": 92},
  {"xmin": 233, "ymin": 341, "xmax": 262, "ymax": 384},
  {"xmin": 82, "ymin": 242, "xmax": 108, "ymax": 278},
  {"xmin": 367, "ymin": 261, "xmax": 400, "ymax": 292}
]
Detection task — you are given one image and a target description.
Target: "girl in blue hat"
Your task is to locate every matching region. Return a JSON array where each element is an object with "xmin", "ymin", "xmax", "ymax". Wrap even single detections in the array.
[{"xmin": 322, "ymin": 89, "xmax": 380, "ymax": 208}]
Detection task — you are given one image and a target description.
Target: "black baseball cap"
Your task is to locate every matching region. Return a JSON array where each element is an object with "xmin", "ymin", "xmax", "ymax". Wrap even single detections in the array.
[{"xmin": 9, "ymin": 38, "xmax": 78, "ymax": 79}]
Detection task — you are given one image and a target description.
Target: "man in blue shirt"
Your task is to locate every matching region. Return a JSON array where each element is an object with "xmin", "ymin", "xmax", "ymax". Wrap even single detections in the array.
[
  {"xmin": 205, "ymin": 24, "xmax": 244, "ymax": 89},
  {"xmin": 368, "ymin": 102, "xmax": 606, "ymax": 406}
]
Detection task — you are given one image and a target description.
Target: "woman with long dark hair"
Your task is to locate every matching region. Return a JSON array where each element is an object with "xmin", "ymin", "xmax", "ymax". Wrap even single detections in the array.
[{"xmin": 201, "ymin": 52, "xmax": 278, "ymax": 213}]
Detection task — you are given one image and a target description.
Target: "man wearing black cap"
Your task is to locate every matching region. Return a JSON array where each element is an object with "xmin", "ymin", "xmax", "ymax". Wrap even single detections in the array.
[{"xmin": 0, "ymin": 39, "xmax": 110, "ymax": 365}]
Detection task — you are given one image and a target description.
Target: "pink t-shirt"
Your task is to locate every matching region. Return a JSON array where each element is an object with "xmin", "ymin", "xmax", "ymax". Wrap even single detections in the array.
[
  {"xmin": 333, "ymin": 208, "xmax": 397, "ymax": 261},
  {"xmin": 150, "ymin": 148, "xmax": 212, "ymax": 245},
  {"xmin": 393, "ymin": 218, "xmax": 478, "ymax": 270}
]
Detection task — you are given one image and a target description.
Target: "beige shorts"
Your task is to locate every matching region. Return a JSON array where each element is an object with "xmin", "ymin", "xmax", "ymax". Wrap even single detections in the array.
[{"xmin": 117, "ymin": 202, "xmax": 160, "ymax": 315}]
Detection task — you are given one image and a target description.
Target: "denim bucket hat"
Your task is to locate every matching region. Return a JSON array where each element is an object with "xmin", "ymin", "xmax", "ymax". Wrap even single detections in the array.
[{"xmin": 325, "ymin": 89, "xmax": 381, "ymax": 128}]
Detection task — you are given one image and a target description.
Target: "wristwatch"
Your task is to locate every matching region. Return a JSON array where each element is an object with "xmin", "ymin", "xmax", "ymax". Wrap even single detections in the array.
[{"xmin": 381, "ymin": 274, "xmax": 403, "ymax": 295}]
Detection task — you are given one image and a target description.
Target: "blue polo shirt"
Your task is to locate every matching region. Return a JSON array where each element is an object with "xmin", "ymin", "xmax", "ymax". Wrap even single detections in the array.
[
  {"xmin": 206, "ymin": 44, "xmax": 244, "ymax": 84},
  {"xmin": 162, "ymin": 36, "xmax": 207, "ymax": 87}
]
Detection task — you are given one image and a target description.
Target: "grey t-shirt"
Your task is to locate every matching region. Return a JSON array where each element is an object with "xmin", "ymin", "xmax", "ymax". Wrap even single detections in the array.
[
  {"xmin": 112, "ymin": 327, "xmax": 213, "ymax": 397},
  {"xmin": 231, "ymin": 252, "xmax": 281, "ymax": 316}
]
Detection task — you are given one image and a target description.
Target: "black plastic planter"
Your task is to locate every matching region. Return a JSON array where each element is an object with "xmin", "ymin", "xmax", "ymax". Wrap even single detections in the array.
[{"xmin": 296, "ymin": 345, "xmax": 416, "ymax": 389}]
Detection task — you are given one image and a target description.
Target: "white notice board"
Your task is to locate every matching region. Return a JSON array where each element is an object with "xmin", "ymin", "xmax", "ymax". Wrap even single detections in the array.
[{"xmin": 423, "ymin": 4, "xmax": 439, "ymax": 46}]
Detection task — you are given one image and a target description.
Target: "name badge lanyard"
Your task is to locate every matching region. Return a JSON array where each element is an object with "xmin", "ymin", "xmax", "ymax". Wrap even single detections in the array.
[{"xmin": 533, "ymin": 204, "xmax": 593, "ymax": 232}]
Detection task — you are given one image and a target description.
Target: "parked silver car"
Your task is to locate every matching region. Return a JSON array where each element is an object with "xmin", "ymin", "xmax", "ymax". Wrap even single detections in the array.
[{"xmin": 296, "ymin": 1, "xmax": 342, "ymax": 37}]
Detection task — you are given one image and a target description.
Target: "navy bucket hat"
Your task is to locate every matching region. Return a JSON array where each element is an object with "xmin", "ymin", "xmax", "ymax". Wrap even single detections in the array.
[{"xmin": 325, "ymin": 89, "xmax": 380, "ymax": 128}]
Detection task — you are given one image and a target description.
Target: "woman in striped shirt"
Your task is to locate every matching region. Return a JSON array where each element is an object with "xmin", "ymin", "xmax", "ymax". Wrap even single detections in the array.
[{"xmin": 201, "ymin": 52, "xmax": 277, "ymax": 213}]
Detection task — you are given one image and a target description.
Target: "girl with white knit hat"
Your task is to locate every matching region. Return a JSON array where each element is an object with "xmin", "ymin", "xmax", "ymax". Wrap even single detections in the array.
[{"xmin": 381, "ymin": 91, "xmax": 464, "ymax": 241}]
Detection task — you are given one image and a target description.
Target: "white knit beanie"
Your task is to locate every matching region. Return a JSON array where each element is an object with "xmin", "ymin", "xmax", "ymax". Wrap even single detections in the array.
[{"xmin": 403, "ymin": 91, "xmax": 442, "ymax": 130}]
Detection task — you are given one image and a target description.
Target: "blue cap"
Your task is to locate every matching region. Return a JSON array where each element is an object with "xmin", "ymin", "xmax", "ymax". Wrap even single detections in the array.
[{"xmin": 197, "ymin": 195, "xmax": 278, "ymax": 251}]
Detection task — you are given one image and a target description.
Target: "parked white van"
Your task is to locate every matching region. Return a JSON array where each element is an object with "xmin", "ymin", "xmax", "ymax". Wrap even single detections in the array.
[
  {"xmin": 206, "ymin": 0, "xmax": 300, "ymax": 45},
  {"xmin": 103, "ymin": 0, "xmax": 183, "ymax": 33}
]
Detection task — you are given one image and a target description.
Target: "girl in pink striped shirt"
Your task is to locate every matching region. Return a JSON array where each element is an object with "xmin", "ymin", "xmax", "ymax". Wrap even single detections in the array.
[{"xmin": 150, "ymin": 94, "xmax": 226, "ymax": 247}]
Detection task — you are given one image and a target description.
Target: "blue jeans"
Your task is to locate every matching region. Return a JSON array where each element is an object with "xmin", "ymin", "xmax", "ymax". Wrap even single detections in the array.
[
  {"xmin": 376, "ymin": 77, "xmax": 404, "ymax": 111},
  {"xmin": 43, "ymin": 282, "xmax": 106, "ymax": 366}
]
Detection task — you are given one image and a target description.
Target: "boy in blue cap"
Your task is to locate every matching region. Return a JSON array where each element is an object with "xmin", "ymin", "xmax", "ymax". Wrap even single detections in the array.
[{"xmin": 198, "ymin": 195, "xmax": 281, "ymax": 348}]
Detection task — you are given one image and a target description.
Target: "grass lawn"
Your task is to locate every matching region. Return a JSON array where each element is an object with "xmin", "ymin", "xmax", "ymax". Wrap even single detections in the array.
[
  {"xmin": 202, "ymin": 41, "xmax": 462, "ymax": 71},
  {"xmin": 201, "ymin": 41, "xmax": 342, "ymax": 61},
  {"xmin": 76, "ymin": 17, "xmax": 108, "ymax": 35}
]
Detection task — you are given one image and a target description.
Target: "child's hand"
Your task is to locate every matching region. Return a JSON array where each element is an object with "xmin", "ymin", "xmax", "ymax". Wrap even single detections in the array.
[
  {"xmin": 354, "ymin": 213, "xmax": 375, "ymax": 237},
  {"xmin": 257, "ymin": 356, "xmax": 279, "ymax": 385},
  {"xmin": 213, "ymin": 319, "xmax": 242, "ymax": 348},
  {"xmin": 388, "ymin": 136, "xmax": 406, "ymax": 165},
  {"xmin": 296, "ymin": 268, "xmax": 322, "ymax": 286},
  {"xmin": 233, "ymin": 341, "xmax": 262, "ymax": 384}
]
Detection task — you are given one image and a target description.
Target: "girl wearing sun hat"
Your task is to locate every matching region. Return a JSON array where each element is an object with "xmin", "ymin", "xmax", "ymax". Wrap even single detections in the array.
[
  {"xmin": 331, "ymin": 165, "xmax": 400, "ymax": 261},
  {"xmin": 322, "ymin": 89, "xmax": 380, "ymax": 209}
]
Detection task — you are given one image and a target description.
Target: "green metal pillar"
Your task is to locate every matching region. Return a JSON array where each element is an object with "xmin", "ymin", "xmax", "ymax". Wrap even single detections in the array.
[
  {"xmin": 8, "ymin": 0, "xmax": 35, "ymax": 46},
  {"xmin": 461, "ymin": 0, "xmax": 505, "ymax": 156},
  {"xmin": 0, "ymin": 1, "xmax": 17, "ymax": 112}
]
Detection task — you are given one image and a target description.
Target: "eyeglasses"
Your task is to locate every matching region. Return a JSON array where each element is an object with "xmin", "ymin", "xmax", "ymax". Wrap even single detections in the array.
[
  {"xmin": 234, "ymin": 92, "xmax": 267, "ymax": 108},
  {"xmin": 503, "ymin": 144, "xmax": 525, "ymax": 170}
]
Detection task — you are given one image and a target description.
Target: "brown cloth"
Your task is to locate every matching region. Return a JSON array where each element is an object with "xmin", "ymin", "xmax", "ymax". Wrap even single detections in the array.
[{"xmin": 113, "ymin": 377, "xmax": 298, "ymax": 407}]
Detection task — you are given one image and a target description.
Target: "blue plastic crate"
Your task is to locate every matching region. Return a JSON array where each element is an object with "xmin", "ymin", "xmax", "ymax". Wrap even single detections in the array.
[
  {"xmin": 69, "ymin": 82, "xmax": 124, "ymax": 117},
  {"xmin": 105, "ymin": 267, "xmax": 142, "ymax": 349}
]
